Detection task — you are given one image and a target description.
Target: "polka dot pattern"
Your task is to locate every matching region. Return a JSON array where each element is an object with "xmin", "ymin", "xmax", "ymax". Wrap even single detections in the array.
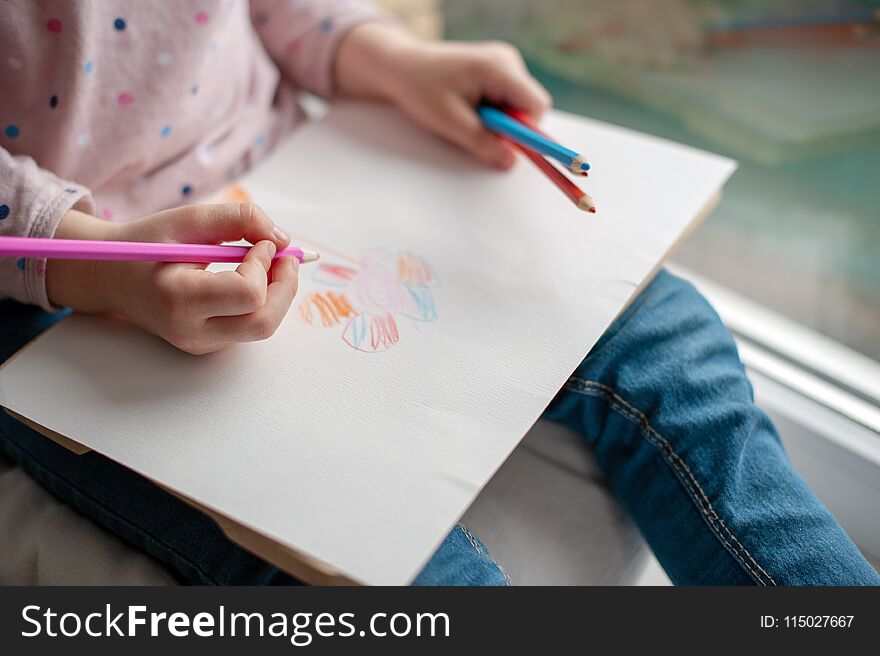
[{"xmin": 2, "ymin": 0, "xmax": 370, "ymax": 309}]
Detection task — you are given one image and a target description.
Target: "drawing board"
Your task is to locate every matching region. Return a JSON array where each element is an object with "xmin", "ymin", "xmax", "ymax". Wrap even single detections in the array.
[{"xmin": 0, "ymin": 103, "xmax": 736, "ymax": 584}]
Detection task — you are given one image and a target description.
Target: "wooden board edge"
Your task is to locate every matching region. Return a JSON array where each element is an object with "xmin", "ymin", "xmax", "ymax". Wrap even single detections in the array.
[
  {"xmin": 619, "ymin": 189, "xmax": 721, "ymax": 315},
  {"xmin": 3, "ymin": 407, "xmax": 93, "ymax": 455}
]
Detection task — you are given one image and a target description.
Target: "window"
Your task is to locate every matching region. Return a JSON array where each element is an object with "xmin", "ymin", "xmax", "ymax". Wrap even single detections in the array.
[{"xmin": 443, "ymin": 0, "xmax": 880, "ymax": 366}]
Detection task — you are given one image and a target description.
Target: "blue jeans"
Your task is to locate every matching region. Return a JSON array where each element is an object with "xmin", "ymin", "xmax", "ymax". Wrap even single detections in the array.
[{"xmin": 1, "ymin": 270, "xmax": 877, "ymax": 585}]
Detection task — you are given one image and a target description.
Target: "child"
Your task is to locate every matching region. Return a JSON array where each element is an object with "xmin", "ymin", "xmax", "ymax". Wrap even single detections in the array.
[{"xmin": 1, "ymin": 1, "xmax": 877, "ymax": 585}]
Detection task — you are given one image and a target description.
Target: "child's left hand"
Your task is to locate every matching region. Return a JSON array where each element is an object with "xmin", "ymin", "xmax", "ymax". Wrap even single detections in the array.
[{"xmin": 335, "ymin": 23, "xmax": 552, "ymax": 170}]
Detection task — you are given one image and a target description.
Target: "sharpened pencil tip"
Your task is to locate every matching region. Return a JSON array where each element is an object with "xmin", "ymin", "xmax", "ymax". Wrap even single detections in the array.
[
  {"xmin": 577, "ymin": 195, "xmax": 597, "ymax": 213},
  {"xmin": 569, "ymin": 155, "xmax": 590, "ymax": 175},
  {"xmin": 301, "ymin": 251, "xmax": 320, "ymax": 263}
]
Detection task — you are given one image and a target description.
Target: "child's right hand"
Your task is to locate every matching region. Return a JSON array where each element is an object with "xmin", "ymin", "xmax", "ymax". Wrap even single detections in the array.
[{"xmin": 46, "ymin": 204, "xmax": 299, "ymax": 355}]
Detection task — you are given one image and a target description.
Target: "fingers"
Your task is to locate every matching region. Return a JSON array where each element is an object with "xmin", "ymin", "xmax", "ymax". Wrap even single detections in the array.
[
  {"xmin": 233, "ymin": 239, "xmax": 274, "ymax": 302},
  {"xmin": 165, "ymin": 202, "xmax": 291, "ymax": 250},
  {"xmin": 413, "ymin": 41, "xmax": 552, "ymax": 170},
  {"xmin": 435, "ymin": 97, "xmax": 517, "ymax": 169},
  {"xmin": 493, "ymin": 67, "xmax": 553, "ymax": 120},
  {"xmin": 176, "ymin": 240, "xmax": 275, "ymax": 317},
  {"xmin": 482, "ymin": 43, "xmax": 552, "ymax": 120},
  {"xmin": 204, "ymin": 256, "xmax": 299, "ymax": 343}
]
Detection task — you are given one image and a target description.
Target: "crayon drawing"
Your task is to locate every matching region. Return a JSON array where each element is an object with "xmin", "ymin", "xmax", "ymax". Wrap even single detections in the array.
[
  {"xmin": 211, "ymin": 185, "xmax": 439, "ymax": 353},
  {"xmin": 297, "ymin": 249, "xmax": 440, "ymax": 353}
]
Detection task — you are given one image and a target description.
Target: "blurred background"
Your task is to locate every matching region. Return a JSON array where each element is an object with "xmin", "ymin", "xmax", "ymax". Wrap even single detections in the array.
[
  {"xmin": 375, "ymin": 1, "xmax": 880, "ymax": 582},
  {"xmin": 381, "ymin": 0, "xmax": 880, "ymax": 364}
]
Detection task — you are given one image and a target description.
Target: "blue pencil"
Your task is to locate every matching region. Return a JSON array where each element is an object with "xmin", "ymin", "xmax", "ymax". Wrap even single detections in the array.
[{"xmin": 477, "ymin": 105, "xmax": 590, "ymax": 173}]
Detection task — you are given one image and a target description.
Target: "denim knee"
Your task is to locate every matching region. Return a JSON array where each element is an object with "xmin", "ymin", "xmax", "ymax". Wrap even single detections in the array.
[{"xmin": 413, "ymin": 524, "xmax": 510, "ymax": 586}]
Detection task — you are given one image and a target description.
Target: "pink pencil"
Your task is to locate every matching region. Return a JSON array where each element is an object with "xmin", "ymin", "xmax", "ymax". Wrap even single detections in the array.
[{"xmin": 0, "ymin": 236, "xmax": 319, "ymax": 264}]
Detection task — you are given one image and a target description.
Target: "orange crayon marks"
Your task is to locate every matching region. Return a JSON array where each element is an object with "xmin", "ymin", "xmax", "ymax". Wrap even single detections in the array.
[
  {"xmin": 397, "ymin": 252, "xmax": 434, "ymax": 287},
  {"xmin": 299, "ymin": 291, "xmax": 358, "ymax": 327},
  {"xmin": 220, "ymin": 184, "xmax": 253, "ymax": 203}
]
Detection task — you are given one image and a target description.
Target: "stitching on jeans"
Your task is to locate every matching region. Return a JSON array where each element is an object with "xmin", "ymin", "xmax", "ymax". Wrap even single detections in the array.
[
  {"xmin": 565, "ymin": 376, "xmax": 777, "ymax": 586},
  {"xmin": 456, "ymin": 523, "xmax": 484, "ymax": 556},
  {"xmin": 566, "ymin": 377, "xmax": 775, "ymax": 586},
  {"xmin": 0, "ymin": 431, "xmax": 222, "ymax": 585},
  {"xmin": 457, "ymin": 523, "xmax": 512, "ymax": 585}
]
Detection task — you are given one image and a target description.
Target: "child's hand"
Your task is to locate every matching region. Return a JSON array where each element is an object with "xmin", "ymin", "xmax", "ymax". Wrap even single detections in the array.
[
  {"xmin": 47, "ymin": 204, "xmax": 298, "ymax": 355},
  {"xmin": 335, "ymin": 24, "xmax": 552, "ymax": 170}
]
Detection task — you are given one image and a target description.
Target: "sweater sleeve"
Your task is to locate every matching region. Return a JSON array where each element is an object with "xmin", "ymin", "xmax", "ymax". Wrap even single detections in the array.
[
  {"xmin": 0, "ymin": 147, "xmax": 95, "ymax": 311},
  {"xmin": 249, "ymin": 0, "xmax": 396, "ymax": 98}
]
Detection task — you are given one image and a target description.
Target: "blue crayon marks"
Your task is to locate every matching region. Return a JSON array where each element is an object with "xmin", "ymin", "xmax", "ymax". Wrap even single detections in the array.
[{"xmin": 402, "ymin": 285, "xmax": 437, "ymax": 321}]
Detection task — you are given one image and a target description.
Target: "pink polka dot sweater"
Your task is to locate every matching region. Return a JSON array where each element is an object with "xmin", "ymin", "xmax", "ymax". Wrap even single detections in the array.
[{"xmin": 0, "ymin": 0, "xmax": 388, "ymax": 310}]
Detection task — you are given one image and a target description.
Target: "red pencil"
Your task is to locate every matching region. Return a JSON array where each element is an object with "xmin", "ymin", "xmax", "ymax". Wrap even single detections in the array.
[
  {"xmin": 499, "ymin": 107, "xmax": 596, "ymax": 213},
  {"xmin": 505, "ymin": 138, "xmax": 596, "ymax": 213},
  {"xmin": 504, "ymin": 108, "xmax": 589, "ymax": 177}
]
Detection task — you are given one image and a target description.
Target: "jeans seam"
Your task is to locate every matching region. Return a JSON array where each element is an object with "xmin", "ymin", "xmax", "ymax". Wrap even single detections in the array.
[
  {"xmin": 0, "ymin": 428, "xmax": 222, "ymax": 585},
  {"xmin": 456, "ymin": 523, "xmax": 512, "ymax": 586},
  {"xmin": 565, "ymin": 376, "xmax": 777, "ymax": 586}
]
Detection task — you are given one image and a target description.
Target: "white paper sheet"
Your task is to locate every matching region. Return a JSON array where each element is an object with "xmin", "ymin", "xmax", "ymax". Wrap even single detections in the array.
[{"xmin": 0, "ymin": 103, "xmax": 735, "ymax": 584}]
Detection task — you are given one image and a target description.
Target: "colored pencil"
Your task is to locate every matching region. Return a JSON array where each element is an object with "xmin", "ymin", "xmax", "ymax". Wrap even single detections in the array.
[
  {"xmin": 0, "ymin": 236, "xmax": 319, "ymax": 264},
  {"xmin": 478, "ymin": 105, "xmax": 590, "ymax": 174},
  {"xmin": 507, "ymin": 139, "xmax": 595, "ymax": 213},
  {"xmin": 497, "ymin": 107, "xmax": 595, "ymax": 211},
  {"xmin": 503, "ymin": 107, "xmax": 588, "ymax": 176}
]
